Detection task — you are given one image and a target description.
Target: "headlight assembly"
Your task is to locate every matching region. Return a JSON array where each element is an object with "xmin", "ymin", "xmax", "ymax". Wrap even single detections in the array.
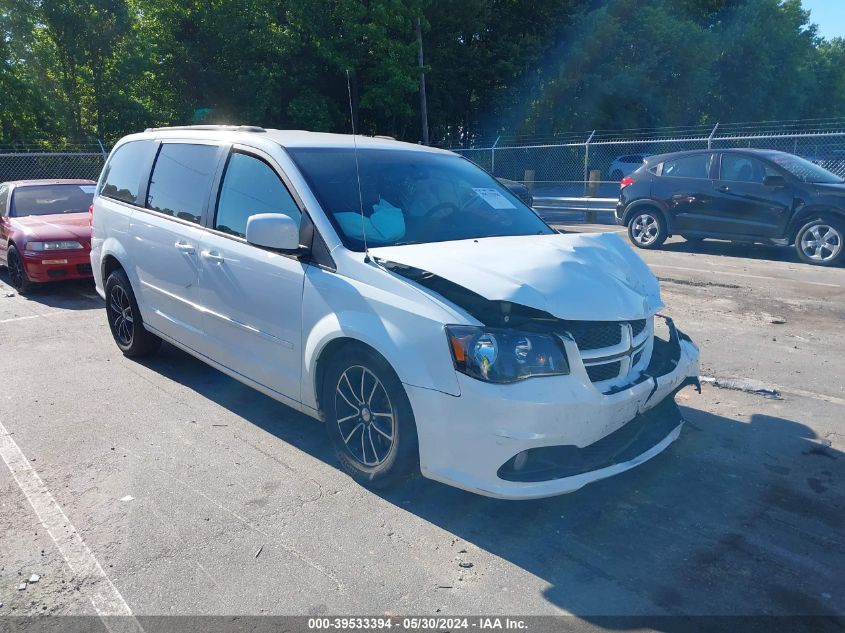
[
  {"xmin": 25, "ymin": 240, "xmax": 84, "ymax": 251},
  {"xmin": 446, "ymin": 325, "xmax": 570, "ymax": 383}
]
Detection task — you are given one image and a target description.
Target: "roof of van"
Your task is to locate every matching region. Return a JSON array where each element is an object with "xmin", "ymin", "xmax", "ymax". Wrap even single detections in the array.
[
  {"xmin": 2, "ymin": 179, "xmax": 97, "ymax": 187},
  {"xmin": 137, "ymin": 126, "xmax": 452, "ymax": 154}
]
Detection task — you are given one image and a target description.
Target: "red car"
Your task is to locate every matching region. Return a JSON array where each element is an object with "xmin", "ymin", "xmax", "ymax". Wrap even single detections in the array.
[{"xmin": 0, "ymin": 179, "xmax": 96, "ymax": 293}]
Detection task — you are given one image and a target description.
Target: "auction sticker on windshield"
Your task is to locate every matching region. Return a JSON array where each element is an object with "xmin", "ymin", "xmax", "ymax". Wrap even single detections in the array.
[{"xmin": 472, "ymin": 187, "xmax": 516, "ymax": 209}]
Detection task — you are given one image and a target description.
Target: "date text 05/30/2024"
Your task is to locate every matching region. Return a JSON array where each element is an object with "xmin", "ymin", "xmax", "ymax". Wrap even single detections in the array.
[{"xmin": 307, "ymin": 618, "xmax": 528, "ymax": 630}]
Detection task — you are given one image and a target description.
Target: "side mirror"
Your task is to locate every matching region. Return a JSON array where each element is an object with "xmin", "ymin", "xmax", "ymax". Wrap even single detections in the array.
[
  {"xmin": 246, "ymin": 213, "xmax": 301, "ymax": 252},
  {"xmin": 763, "ymin": 175, "xmax": 787, "ymax": 188}
]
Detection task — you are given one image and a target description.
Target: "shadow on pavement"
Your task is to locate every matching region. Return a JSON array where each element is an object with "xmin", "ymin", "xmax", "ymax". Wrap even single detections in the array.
[
  {"xmin": 658, "ymin": 239, "xmax": 802, "ymax": 264},
  {"xmin": 138, "ymin": 344, "xmax": 844, "ymax": 625},
  {"xmin": 0, "ymin": 270, "xmax": 102, "ymax": 310}
]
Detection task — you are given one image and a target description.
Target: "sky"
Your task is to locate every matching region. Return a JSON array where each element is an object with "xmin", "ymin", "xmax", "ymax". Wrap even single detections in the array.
[{"xmin": 802, "ymin": 0, "xmax": 845, "ymax": 40}]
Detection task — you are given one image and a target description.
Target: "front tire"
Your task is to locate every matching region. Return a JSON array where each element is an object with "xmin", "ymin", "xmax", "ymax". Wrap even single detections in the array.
[
  {"xmin": 795, "ymin": 216, "xmax": 844, "ymax": 266},
  {"xmin": 7, "ymin": 245, "xmax": 33, "ymax": 294},
  {"xmin": 322, "ymin": 345, "xmax": 419, "ymax": 489},
  {"xmin": 627, "ymin": 209, "xmax": 667, "ymax": 249},
  {"xmin": 105, "ymin": 268, "xmax": 161, "ymax": 357}
]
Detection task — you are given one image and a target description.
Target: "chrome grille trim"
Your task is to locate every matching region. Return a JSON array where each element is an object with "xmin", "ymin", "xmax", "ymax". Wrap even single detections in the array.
[{"xmin": 563, "ymin": 318, "xmax": 654, "ymax": 385}]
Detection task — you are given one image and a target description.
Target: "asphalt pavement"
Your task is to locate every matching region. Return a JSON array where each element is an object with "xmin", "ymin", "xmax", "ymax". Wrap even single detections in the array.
[{"xmin": 0, "ymin": 228, "xmax": 842, "ymax": 629}]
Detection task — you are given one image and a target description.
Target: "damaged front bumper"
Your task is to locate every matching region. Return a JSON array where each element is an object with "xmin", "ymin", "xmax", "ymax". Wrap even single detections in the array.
[{"xmin": 407, "ymin": 320, "xmax": 700, "ymax": 500}]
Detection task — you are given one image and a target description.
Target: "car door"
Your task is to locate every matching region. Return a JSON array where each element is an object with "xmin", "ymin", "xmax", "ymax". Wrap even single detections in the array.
[
  {"xmin": 195, "ymin": 147, "xmax": 306, "ymax": 402},
  {"xmin": 710, "ymin": 153, "xmax": 794, "ymax": 238},
  {"xmin": 129, "ymin": 141, "xmax": 225, "ymax": 350},
  {"xmin": 0, "ymin": 184, "xmax": 10, "ymax": 263},
  {"xmin": 652, "ymin": 153, "xmax": 717, "ymax": 232}
]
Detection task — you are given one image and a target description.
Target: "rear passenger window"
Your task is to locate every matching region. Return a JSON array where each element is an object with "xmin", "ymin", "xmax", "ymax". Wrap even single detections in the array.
[
  {"xmin": 214, "ymin": 152, "xmax": 301, "ymax": 238},
  {"xmin": 662, "ymin": 154, "xmax": 713, "ymax": 179},
  {"xmin": 146, "ymin": 143, "xmax": 219, "ymax": 224},
  {"xmin": 99, "ymin": 140, "xmax": 154, "ymax": 204}
]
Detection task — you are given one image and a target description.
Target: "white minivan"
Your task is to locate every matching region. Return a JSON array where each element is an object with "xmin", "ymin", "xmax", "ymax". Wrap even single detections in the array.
[{"xmin": 91, "ymin": 125, "xmax": 700, "ymax": 500}]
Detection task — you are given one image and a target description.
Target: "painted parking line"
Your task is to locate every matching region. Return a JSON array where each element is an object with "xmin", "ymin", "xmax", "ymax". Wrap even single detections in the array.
[{"xmin": 0, "ymin": 419, "xmax": 142, "ymax": 629}]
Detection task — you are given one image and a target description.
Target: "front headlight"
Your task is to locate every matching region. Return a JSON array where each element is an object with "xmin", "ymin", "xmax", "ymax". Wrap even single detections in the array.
[
  {"xmin": 446, "ymin": 325, "xmax": 570, "ymax": 383},
  {"xmin": 25, "ymin": 240, "xmax": 84, "ymax": 251}
]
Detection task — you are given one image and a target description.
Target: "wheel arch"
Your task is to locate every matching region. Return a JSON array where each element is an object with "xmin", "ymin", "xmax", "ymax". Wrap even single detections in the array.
[
  {"xmin": 101, "ymin": 252, "xmax": 124, "ymax": 280},
  {"xmin": 786, "ymin": 206, "xmax": 845, "ymax": 245},
  {"xmin": 622, "ymin": 199, "xmax": 672, "ymax": 233},
  {"xmin": 302, "ymin": 310, "xmax": 461, "ymax": 414}
]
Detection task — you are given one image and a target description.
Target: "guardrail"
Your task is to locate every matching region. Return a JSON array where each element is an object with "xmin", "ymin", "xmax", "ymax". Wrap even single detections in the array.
[{"xmin": 532, "ymin": 196, "xmax": 617, "ymax": 224}]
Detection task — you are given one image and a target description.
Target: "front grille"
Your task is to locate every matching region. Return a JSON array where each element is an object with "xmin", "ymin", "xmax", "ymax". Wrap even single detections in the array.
[
  {"xmin": 76, "ymin": 263, "xmax": 93, "ymax": 276},
  {"xmin": 586, "ymin": 362, "xmax": 621, "ymax": 383},
  {"xmin": 632, "ymin": 350, "xmax": 643, "ymax": 367},
  {"xmin": 565, "ymin": 321, "xmax": 622, "ymax": 351},
  {"xmin": 631, "ymin": 319, "xmax": 646, "ymax": 337}
]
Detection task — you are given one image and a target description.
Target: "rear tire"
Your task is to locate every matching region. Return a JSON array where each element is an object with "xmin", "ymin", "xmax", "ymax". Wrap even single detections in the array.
[
  {"xmin": 6, "ymin": 245, "xmax": 33, "ymax": 294},
  {"xmin": 105, "ymin": 268, "xmax": 161, "ymax": 357},
  {"xmin": 322, "ymin": 345, "xmax": 419, "ymax": 489},
  {"xmin": 627, "ymin": 209, "xmax": 667, "ymax": 249},
  {"xmin": 794, "ymin": 216, "xmax": 844, "ymax": 267}
]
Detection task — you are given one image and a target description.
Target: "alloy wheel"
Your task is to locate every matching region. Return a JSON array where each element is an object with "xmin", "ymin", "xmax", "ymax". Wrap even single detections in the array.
[
  {"xmin": 109, "ymin": 285, "xmax": 134, "ymax": 346},
  {"xmin": 8, "ymin": 250, "xmax": 25, "ymax": 289},
  {"xmin": 631, "ymin": 213, "xmax": 660, "ymax": 246},
  {"xmin": 334, "ymin": 365, "xmax": 396, "ymax": 467},
  {"xmin": 800, "ymin": 224, "xmax": 842, "ymax": 263}
]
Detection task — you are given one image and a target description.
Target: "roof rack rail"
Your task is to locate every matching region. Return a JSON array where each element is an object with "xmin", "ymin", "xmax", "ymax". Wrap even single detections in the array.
[
  {"xmin": 144, "ymin": 125, "xmax": 266, "ymax": 133},
  {"xmin": 373, "ymin": 135, "xmax": 396, "ymax": 140}
]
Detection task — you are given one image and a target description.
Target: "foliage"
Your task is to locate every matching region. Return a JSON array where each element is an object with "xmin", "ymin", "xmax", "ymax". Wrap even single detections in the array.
[{"xmin": 1, "ymin": 0, "xmax": 844, "ymax": 145}]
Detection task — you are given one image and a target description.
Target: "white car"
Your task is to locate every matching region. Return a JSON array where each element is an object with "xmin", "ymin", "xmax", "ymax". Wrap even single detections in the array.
[
  {"xmin": 609, "ymin": 154, "xmax": 648, "ymax": 181},
  {"xmin": 90, "ymin": 126, "xmax": 700, "ymax": 500}
]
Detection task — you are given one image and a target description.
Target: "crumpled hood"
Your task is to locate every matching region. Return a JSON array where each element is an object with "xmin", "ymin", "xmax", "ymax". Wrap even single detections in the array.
[
  {"xmin": 13, "ymin": 213, "xmax": 91, "ymax": 244},
  {"xmin": 370, "ymin": 232, "xmax": 663, "ymax": 321}
]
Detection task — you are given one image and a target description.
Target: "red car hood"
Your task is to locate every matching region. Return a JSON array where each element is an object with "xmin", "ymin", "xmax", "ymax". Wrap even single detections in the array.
[{"xmin": 13, "ymin": 213, "xmax": 91, "ymax": 246}]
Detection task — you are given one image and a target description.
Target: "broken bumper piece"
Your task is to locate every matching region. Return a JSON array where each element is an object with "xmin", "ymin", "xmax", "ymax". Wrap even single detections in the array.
[{"xmin": 406, "ymin": 324, "xmax": 700, "ymax": 500}]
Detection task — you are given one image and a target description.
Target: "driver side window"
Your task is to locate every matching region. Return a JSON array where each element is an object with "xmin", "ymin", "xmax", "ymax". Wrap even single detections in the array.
[
  {"xmin": 720, "ymin": 154, "xmax": 778, "ymax": 184},
  {"xmin": 215, "ymin": 152, "xmax": 301, "ymax": 238}
]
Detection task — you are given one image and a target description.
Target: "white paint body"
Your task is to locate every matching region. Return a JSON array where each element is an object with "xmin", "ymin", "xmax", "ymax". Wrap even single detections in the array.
[{"xmin": 91, "ymin": 129, "xmax": 699, "ymax": 499}]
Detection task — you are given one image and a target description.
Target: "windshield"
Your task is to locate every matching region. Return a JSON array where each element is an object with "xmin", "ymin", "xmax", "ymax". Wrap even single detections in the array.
[
  {"xmin": 10, "ymin": 184, "xmax": 95, "ymax": 217},
  {"xmin": 769, "ymin": 155, "xmax": 844, "ymax": 184},
  {"xmin": 287, "ymin": 148, "xmax": 553, "ymax": 250}
]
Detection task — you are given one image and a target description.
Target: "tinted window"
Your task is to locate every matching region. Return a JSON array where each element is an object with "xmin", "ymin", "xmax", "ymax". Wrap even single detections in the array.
[
  {"xmin": 10, "ymin": 184, "xmax": 95, "ymax": 218},
  {"xmin": 661, "ymin": 154, "xmax": 713, "ymax": 179},
  {"xmin": 288, "ymin": 148, "xmax": 553, "ymax": 251},
  {"xmin": 720, "ymin": 154, "xmax": 777, "ymax": 183},
  {"xmin": 146, "ymin": 144, "xmax": 219, "ymax": 224},
  {"xmin": 100, "ymin": 140, "xmax": 154, "ymax": 204},
  {"xmin": 215, "ymin": 153, "xmax": 301, "ymax": 238}
]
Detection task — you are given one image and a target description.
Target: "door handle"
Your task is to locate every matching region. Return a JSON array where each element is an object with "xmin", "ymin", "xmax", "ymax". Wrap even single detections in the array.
[
  {"xmin": 715, "ymin": 185, "xmax": 730, "ymax": 192},
  {"xmin": 174, "ymin": 241, "xmax": 195, "ymax": 254},
  {"xmin": 201, "ymin": 250, "xmax": 225, "ymax": 264}
]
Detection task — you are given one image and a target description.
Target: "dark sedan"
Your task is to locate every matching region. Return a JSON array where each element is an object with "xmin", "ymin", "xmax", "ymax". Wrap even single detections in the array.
[{"xmin": 615, "ymin": 149, "xmax": 845, "ymax": 266}]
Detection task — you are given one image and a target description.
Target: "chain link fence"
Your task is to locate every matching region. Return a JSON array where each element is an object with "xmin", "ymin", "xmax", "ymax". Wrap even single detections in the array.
[
  {"xmin": 451, "ymin": 119, "xmax": 845, "ymax": 200},
  {"xmin": 5, "ymin": 120, "xmax": 845, "ymax": 198},
  {"xmin": 0, "ymin": 145, "xmax": 107, "ymax": 182}
]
